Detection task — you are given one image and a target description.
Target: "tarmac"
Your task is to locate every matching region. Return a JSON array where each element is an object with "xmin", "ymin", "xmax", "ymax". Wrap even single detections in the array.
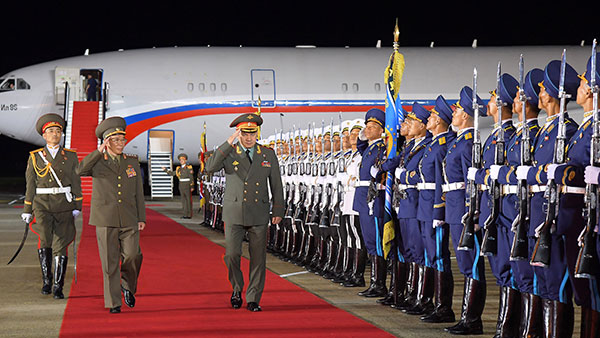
[{"xmin": 0, "ymin": 195, "xmax": 582, "ymax": 337}]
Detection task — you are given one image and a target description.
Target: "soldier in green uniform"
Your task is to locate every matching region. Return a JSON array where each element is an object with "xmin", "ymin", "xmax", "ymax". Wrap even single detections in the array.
[
  {"xmin": 205, "ymin": 113, "xmax": 284, "ymax": 312},
  {"xmin": 163, "ymin": 153, "xmax": 195, "ymax": 219},
  {"xmin": 22, "ymin": 113, "xmax": 83, "ymax": 299},
  {"xmin": 77, "ymin": 116, "xmax": 146, "ymax": 314}
]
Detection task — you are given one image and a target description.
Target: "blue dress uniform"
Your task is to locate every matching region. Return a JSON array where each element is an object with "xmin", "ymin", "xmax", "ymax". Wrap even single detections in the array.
[
  {"xmin": 549, "ymin": 54, "xmax": 600, "ymax": 336},
  {"xmin": 472, "ymin": 73, "xmax": 519, "ymax": 337},
  {"xmin": 444, "ymin": 86, "xmax": 487, "ymax": 335},
  {"xmin": 519, "ymin": 59, "xmax": 580, "ymax": 337},
  {"xmin": 353, "ymin": 108, "xmax": 388, "ymax": 298},
  {"xmin": 418, "ymin": 95, "xmax": 457, "ymax": 324}
]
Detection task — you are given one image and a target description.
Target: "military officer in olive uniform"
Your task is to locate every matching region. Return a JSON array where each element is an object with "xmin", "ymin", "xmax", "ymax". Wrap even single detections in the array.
[
  {"xmin": 163, "ymin": 153, "xmax": 195, "ymax": 219},
  {"xmin": 77, "ymin": 116, "xmax": 146, "ymax": 314},
  {"xmin": 204, "ymin": 113, "xmax": 284, "ymax": 312},
  {"xmin": 22, "ymin": 113, "xmax": 83, "ymax": 299}
]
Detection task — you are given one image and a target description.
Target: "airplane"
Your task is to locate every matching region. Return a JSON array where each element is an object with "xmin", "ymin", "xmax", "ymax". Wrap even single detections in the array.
[{"xmin": 0, "ymin": 45, "xmax": 593, "ymax": 166}]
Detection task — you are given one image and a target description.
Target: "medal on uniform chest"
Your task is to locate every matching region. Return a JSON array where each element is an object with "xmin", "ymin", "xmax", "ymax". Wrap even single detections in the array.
[{"xmin": 126, "ymin": 165, "xmax": 136, "ymax": 178}]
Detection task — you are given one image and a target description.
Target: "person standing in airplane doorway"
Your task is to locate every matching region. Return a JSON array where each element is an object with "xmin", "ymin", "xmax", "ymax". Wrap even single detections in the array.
[{"xmin": 86, "ymin": 74, "xmax": 98, "ymax": 101}]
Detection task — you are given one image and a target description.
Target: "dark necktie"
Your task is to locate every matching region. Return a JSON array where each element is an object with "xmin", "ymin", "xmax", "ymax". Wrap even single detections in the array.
[{"xmin": 246, "ymin": 149, "xmax": 252, "ymax": 164}]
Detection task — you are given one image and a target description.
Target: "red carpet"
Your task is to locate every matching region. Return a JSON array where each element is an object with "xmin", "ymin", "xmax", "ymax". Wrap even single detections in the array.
[{"xmin": 60, "ymin": 208, "xmax": 393, "ymax": 337}]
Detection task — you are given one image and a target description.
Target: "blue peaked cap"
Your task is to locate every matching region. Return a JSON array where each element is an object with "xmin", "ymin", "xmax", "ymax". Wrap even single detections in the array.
[
  {"xmin": 409, "ymin": 102, "xmax": 431, "ymax": 124},
  {"xmin": 524, "ymin": 68, "xmax": 544, "ymax": 107},
  {"xmin": 543, "ymin": 60, "xmax": 579, "ymax": 102},
  {"xmin": 365, "ymin": 108, "xmax": 385, "ymax": 128},
  {"xmin": 432, "ymin": 95, "xmax": 453, "ymax": 125},
  {"xmin": 457, "ymin": 86, "xmax": 487, "ymax": 117}
]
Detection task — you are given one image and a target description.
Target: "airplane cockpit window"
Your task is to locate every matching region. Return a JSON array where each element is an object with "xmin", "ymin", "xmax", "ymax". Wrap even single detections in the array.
[
  {"xmin": 0, "ymin": 78, "xmax": 15, "ymax": 92},
  {"xmin": 17, "ymin": 78, "xmax": 31, "ymax": 90}
]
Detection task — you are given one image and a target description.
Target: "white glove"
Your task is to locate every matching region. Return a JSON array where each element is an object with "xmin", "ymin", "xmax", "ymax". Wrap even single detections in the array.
[
  {"xmin": 432, "ymin": 219, "xmax": 445, "ymax": 228},
  {"xmin": 467, "ymin": 167, "xmax": 478, "ymax": 181},
  {"xmin": 359, "ymin": 128, "xmax": 367, "ymax": 141},
  {"xmin": 370, "ymin": 165, "xmax": 379, "ymax": 178},
  {"xmin": 534, "ymin": 223, "xmax": 544, "ymax": 238},
  {"xmin": 546, "ymin": 164, "xmax": 559, "ymax": 181},
  {"xmin": 516, "ymin": 165, "xmax": 532, "ymax": 180},
  {"xmin": 21, "ymin": 213, "xmax": 33, "ymax": 223},
  {"xmin": 577, "ymin": 227, "xmax": 586, "ymax": 247},
  {"xmin": 511, "ymin": 215, "xmax": 520, "ymax": 233},
  {"xmin": 490, "ymin": 165, "xmax": 502, "ymax": 180},
  {"xmin": 72, "ymin": 210, "xmax": 81, "ymax": 219},
  {"xmin": 395, "ymin": 167, "xmax": 406, "ymax": 178},
  {"xmin": 584, "ymin": 166, "xmax": 600, "ymax": 185}
]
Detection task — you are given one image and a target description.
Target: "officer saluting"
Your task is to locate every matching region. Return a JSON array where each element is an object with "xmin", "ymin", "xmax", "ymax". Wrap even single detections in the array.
[
  {"xmin": 204, "ymin": 113, "xmax": 284, "ymax": 312},
  {"xmin": 22, "ymin": 113, "xmax": 83, "ymax": 299},
  {"xmin": 163, "ymin": 153, "xmax": 195, "ymax": 219},
  {"xmin": 77, "ymin": 116, "xmax": 146, "ymax": 314}
]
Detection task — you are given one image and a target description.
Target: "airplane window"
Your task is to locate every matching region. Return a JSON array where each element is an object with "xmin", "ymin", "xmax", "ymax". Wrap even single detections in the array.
[
  {"xmin": 210, "ymin": 83, "xmax": 216, "ymax": 92},
  {"xmin": 341, "ymin": 83, "xmax": 348, "ymax": 92},
  {"xmin": 17, "ymin": 79, "xmax": 31, "ymax": 90},
  {"xmin": 187, "ymin": 83, "xmax": 194, "ymax": 92},
  {"xmin": 374, "ymin": 83, "xmax": 381, "ymax": 92},
  {"xmin": 199, "ymin": 83, "xmax": 205, "ymax": 91},
  {"xmin": 353, "ymin": 83, "xmax": 359, "ymax": 92},
  {"xmin": 0, "ymin": 78, "xmax": 15, "ymax": 92},
  {"xmin": 221, "ymin": 83, "xmax": 227, "ymax": 92}
]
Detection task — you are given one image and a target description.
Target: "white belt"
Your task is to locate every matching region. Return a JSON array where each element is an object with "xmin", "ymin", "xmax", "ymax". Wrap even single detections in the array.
[
  {"xmin": 478, "ymin": 184, "xmax": 488, "ymax": 191},
  {"xmin": 398, "ymin": 184, "xmax": 417, "ymax": 190},
  {"xmin": 560, "ymin": 186, "xmax": 586, "ymax": 194},
  {"xmin": 529, "ymin": 185, "xmax": 546, "ymax": 193},
  {"xmin": 36, "ymin": 186, "xmax": 71, "ymax": 195},
  {"xmin": 179, "ymin": 178, "xmax": 191, "ymax": 182},
  {"xmin": 442, "ymin": 182, "xmax": 465, "ymax": 192},
  {"xmin": 417, "ymin": 183, "xmax": 436, "ymax": 190},
  {"xmin": 357, "ymin": 181, "xmax": 385, "ymax": 190},
  {"xmin": 502, "ymin": 185, "xmax": 518, "ymax": 195}
]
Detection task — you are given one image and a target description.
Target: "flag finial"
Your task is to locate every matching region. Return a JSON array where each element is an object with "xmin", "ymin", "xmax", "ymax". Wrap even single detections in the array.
[{"xmin": 393, "ymin": 19, "xmax": 400, "ymax": 51}]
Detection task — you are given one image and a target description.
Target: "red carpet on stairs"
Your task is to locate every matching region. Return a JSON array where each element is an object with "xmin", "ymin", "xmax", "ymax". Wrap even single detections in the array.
[
  {"xmin": 70, "ymin": 101, "xmax": 101, "ymax": 206},
  {"xmin": 59, "ymin": 208, "xmax": 393, "ymax": 337}
]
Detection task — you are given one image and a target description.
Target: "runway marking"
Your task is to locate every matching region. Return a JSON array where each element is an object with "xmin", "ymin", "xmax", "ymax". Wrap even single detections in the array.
[{"xmin": 279, "ymin": 271, "xmax": 309, "ymax": 278}]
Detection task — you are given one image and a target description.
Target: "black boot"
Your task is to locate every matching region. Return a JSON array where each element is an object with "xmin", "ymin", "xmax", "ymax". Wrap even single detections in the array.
[
  {"xmin": 492, "ymin": 287, "xmax": 521, "ymax": 338},
  {"xmin": 343, "ymin": 248, "xmax": 366, "ymax": 287},
  {"xmin": 446, "ymin": 277, "xmax": 486, "ymax": 335},
  {"xmin": 580, "ymin": 307, "xmax": 600, "ymax": 338},
  {"xmin": 332, "ymin": 246, "xmax": 352, "ymax": 283},
  {"xmin": 306, "ymin": 234, "xmax": 322, "ymax": 273},
  {"xmin": 394, "ymin": 262, "xmax": 419, "ymax": 311},
  {"xmin": 377, "ymin": 258, "xmax": 396, "ymax": 305},
  {"xmin": 551, "ymin": 301, "xmax": 574, "ymax": 338},
  {"xmin": 322, "ymin": 240, "xmax": 339, "ymax": 279},
  {"xmin": 445, "ymin": 276, "xmax": 469, "ymax": 331},
  {"xmin": 421, "ymin": 270, "xmax": 455, "ymax": 323},
  {"xmin": 519, "ymin": 293, "xmax": 542, "ymax": 338},
  {"xmin": 38, "ymin": 248, "xmax": 53, "ymax": 295},
  {"xmin": 357, "ymin": 254, "xmax": 387, "ymax": 297},
  {"xmin": 329, "ymin": 241, "xmax": 346, "ymax": 281},
  {"xmin": 52, "ymin": 256, "xmax": 68, "ymax": 299},
  {"xmin": 405, "ymin": 265, "xmax": 435, "ymax": 315}
]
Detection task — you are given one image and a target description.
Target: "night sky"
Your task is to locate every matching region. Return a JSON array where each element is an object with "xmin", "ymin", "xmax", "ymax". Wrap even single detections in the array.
[{"xmin": 0, "ymin": 1, "xmax": 595, "ymax": 179}]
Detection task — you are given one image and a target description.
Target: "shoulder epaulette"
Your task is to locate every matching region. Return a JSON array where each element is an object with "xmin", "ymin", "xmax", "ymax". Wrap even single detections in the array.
[
  {"xmin": 438, "ymin": 136, "xmax": 446, "ymax": 145},
  {"xmin": 464, "ymin": 132, "xmax": 472, "ymax": 140},
  {"xmin": 187, "ymin": 165, "xmax": 193, "ymax": 169},
  {"xmin": 30, "ymin": 148, "xmax": 44, "ymax": 154},
  {"xmin": 63, "ymin": 148, "xmax": 76, "ymax": 153},
  {"xmin": 260, "ymin": 144, "xmax": 273, "ymax": 150}
]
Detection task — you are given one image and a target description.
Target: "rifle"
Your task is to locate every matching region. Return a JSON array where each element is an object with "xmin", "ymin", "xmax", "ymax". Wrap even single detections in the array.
[
  {"xmin": 285, "ymin": 127, "xmax": 297, "ymax": 220},
  {"xmin": 481, "ymin": 62, "xmax": 504, "ymax": 256},
  {"xmin": 510, "ymin": 55, "xmax": 533, "ymax": 261},
  {"xmin": 575, "ymin": 39, "xmax": 600, "ymax": 279},
  {"xmin": 531, "ymin": 49, "xmax": 569, "ymax": 267},
  {"xmin": 458, "ymin": 68, "xmax": 482, "ymax": 251},
  {"xmin": 330, "ymin": 115, "xmax": 343, "ymax": 227},
  {"xmin": 319, "ymin": 119, "xmax": 334, "ymax": 228}
]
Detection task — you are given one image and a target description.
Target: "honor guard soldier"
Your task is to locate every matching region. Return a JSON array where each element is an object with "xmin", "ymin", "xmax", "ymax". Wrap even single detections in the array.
[
  {"xmin": 494, "ymin": 68, "xmax": 544, "ymax": 337},
  {"xmin": 338, "ymin": 119, "xmax": 368, "ymax": 287},
  {"xmin": 419, "ymin": 96, "xmax": 457, "ymax": 323},
  {"xmin": 77, "ymin": 116, "xmax": 145, "ymax": 314},
  {"xmin": 204, "ymin": 113, "xmax": 284, "ymax": 312},
  {"xmin": 516, "ymin": 59, "xmax": 580, "ymax": 336},
  {"xmin": 467, "ymin": 73, "xmax": 518, "ymax": 337},
  {"xmin": 354, "ymin": 108, "xmax": 388, "ymax": 298},
  {"xmin": 22, "ymin": 113, "xmax": 83, "ymax": 299},
  {"xmin": 547, "ymin": 53, "xmax": 600, "ymax": 337},
  {"xmin": 444, "ymin": 86, "xmax": 487, "ymax": 335},
  {"xmin": 384, "ymin": 103, "xmax": 433, "ymax": 314},
  {"xmin": 163, "ymin": 153, "xmax": 195, "ymax": 219}
]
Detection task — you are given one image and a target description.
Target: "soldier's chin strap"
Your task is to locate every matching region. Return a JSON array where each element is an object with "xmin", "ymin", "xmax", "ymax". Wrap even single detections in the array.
[{"xmin": 37, "ymin": 151, "xmax": 72, "ymax": 203}]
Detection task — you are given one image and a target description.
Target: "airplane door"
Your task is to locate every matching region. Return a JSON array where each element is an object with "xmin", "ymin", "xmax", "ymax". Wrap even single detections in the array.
[
  {"xmin": 55, "ymin": 67, "xmax": 82, "ymax": 104},
  {"xmin": 251, "ymin": 69, "xmax": 276, "ymax": 108}
]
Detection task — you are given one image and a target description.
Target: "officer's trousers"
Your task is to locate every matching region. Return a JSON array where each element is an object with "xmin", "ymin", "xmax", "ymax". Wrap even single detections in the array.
[
  {"xmin": 180, "ymin": 184, "xmax": 192, "ymax": 218},
  {"xmin": 449, "ymin": 223, "xmax": 485, "ymax": 281},
  {"xmin": 401, "ymin": 217, "xmax": 424, "ymax": 265},
  {"xmin": 96, "ymin": 226, "xmax": 143, "ymax": 308},
  {"xmin": 358, "ymin": 212, "xmax": 383, "ymax": 256},
  {"xmin": 33, "ymin": 210, "xmax": 76, "ymax": 256},
  {"xmin": 487, "ymin": 215, "xmax": 514, "ymax": 288},
  {"xmin": 224, "ymin": 223, "xmax": 267, "ymax": 304},
  {"xmin": 420, "ymin": 220, "xmax": 451, "ymax": 273}
]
